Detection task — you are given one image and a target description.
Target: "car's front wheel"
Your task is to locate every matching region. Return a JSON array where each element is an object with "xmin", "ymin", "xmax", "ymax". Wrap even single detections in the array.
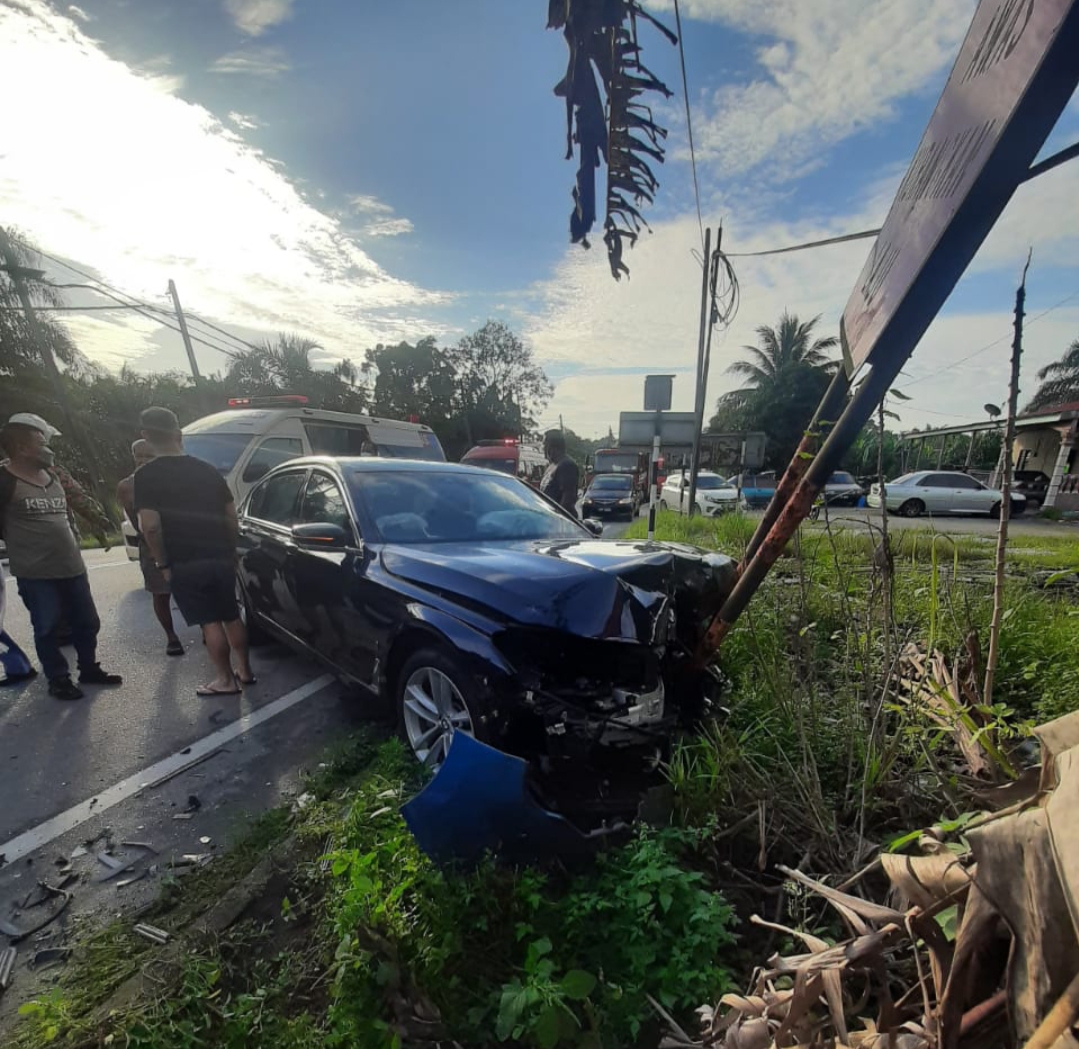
[
  {"xmin": 659, "ymin": 499, "xmax": 668, "ymax": 510},
  {"xmin": 898, "ymin": 499, "xmax": 925, "ymax": 518},
  {"xmin": 397, "ymin": 648, "xmax": 485, "ymax": 770}
]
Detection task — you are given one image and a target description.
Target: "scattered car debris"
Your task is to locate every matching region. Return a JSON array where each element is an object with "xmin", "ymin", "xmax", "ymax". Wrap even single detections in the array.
[
  {"xmin": 133, "ymin": 923, "xmax": 170, "ymax": 945},
  {"xmin": 0, "ymin": 885, "xmax": 70, "ymax": 943},
  {"xmin": 198, "ymin": 836, "xmax": 212, "ymax": 846},
  {"xmin": 69, "ymin": 844, "xmax": 87, "ymax": 860},
  {"xmin": 171, "ymin": 812, "xmax": 194, "ymax": 820},
  {"xmin": 121, "ymin": 841, "xmax": 158, "ymax": 854},
  {"xmin": 0, "ymin": 945, "xmax": 16, "ymax": 991},
  {"xmin": 116, "ymin": 869, "xmax": 149, "ymax": 888},
  {"xmin": 167, "ymin": 853, "xmax": 212, "ymax": 869},
  {"xmin": 30, "ymin": 946, "xmax": 70, "ymax": 970}
]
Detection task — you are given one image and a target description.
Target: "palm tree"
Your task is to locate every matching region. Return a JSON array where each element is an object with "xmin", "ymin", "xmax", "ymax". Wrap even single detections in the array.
[
  {"xmin": 1026, "ymin": 337, "xmax": 1079, "ymax": 411},
  {"xmin": 712, "ymin": 312, "xmax": 839, "ymax": 470},
  {"xmin": 721, "ymin": 312, "xmax": 838, "ymax": 408}
]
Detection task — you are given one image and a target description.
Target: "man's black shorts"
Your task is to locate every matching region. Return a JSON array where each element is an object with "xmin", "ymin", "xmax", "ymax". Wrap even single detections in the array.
[{"xmin": 169, "ymin": 559, "xmax": 239, "ymax": 627}]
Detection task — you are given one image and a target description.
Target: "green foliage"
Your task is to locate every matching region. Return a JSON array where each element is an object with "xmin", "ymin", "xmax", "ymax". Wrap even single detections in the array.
[{"xmin": 323, "ymin": 743, "xmax": 737, "ymax": 1049}]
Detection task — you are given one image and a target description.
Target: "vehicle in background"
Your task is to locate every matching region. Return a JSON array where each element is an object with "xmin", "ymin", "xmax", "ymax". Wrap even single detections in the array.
[
  {"xmin": 1012, "ymin": 469, "xmax": 1050, "ymax": 509},
  {"xmin": 733, "ymin": 472, "xmax": 777, "ymax": 510},
  {"xmin": 586, "ymin": 448, "xmax": 649, "ymax": 497},
  {"xmin": 460, "ymin": 439, "xmax": 546, "ymax": 487},
  {"xmin": 660, "ymin": 471, "xmax": 740, "ymax": 516},
  {"xmin": 822, "ymin": 470, "xmax": 865, "ymax": 506},
  {"xmin": 868, "ymin": 471, "xmax": 1026, "ymax": 518},
  {"xmin": 181, "ymin": 396, "xmax": 445, "ymax": 504},
  {"xmin": 235, "ymin": 457, "xmax": 735, "ymax": 821},
  {"xmin": 580, "ymin": 473, "xmax": 639, "ymax": 520}
]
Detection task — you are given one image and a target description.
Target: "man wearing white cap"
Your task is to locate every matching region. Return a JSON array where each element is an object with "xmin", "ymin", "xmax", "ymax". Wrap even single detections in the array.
[{"xmin": 0, "ymin": 413, "xmax": 122, "ymax": 700}]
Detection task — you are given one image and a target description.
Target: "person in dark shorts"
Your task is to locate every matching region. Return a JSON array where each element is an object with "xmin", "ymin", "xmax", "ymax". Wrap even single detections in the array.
[
  {"xmin": 117, "ymin": 439, "xmax": 182, "ymax": 656},
  {"xmin": 134, "ymin": 407, "xmax": 254, "ymax": 697},
  {"xmin": 540, "ymin": 430, "xmax": 580, "ymax": 514},
  {"xmin": 0, "ymin": 414, "xmax": 122, "ymax": 700}
]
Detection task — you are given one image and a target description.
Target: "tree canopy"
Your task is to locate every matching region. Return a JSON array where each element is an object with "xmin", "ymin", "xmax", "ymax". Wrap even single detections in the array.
[
  {"xmin": 1025, "ymin": 337, "xmax": 1079, "ymax": 412},
  {"xmin": 709, "ymin": 311, "xmax": 838, "ymax": 471}
]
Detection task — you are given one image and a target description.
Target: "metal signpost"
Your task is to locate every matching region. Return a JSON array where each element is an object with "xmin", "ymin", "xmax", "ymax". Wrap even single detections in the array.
[{"xmin": 702, "ymin": 0, "xmax": 1079, "ymax": 659}]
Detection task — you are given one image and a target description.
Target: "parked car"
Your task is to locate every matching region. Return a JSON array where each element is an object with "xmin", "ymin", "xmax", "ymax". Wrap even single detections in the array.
[
  {"xmin": 580, "ymin": 473, "xmax": 639, "ymax": 520},
  {"xmin": 733, "ymin": 472, "xmax": 777, "ymax": 510},
  {"xmin": 867, "ymin": 471, "xmax": 1026, "ymax": 518},
  {"xmin": 1012, "ymin": 469, "xmax": 1050, "ymax": 509},
  {"xmin": 659, "ymin": 471, "xmax": 740, "ymax": 516},
  {"xmin": 236, "ymin": 458, "xmax": 735, "ymax": 818},
  {"xmin": 822, "ymin": 470, "xmax": 864, "ymax": 506}
]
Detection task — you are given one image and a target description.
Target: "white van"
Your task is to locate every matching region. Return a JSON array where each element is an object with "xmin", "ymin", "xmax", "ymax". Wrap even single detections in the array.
[
  {"xmin": 122, "ymin": 397, "xmax": 446, "ymax": 558},
  {"xmin": 183, "ymin": 397, "xmax": 446, "ymax": 504}
]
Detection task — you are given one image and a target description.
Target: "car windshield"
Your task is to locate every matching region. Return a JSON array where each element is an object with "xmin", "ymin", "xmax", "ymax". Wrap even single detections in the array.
[
  {"xmin": 889, "ymin": 473, "xmax": 918, "ymax": 485},
  {"xmin": 375, "ymin": 441, "xmax": 445, "ymax": 462},
  {"xmin": 182, "ymin": 433, "xmax": 253, "ymax": 474},
  {"xmin": 591, "ymin": 476, "xmax": 631, "ymax": 491},
  {"xmin": 594, "ymin": 452, "xmax": 639, "ymax": 473},
  {"xmin": 350, "ymin": 469, "xmax": 587, "ymax": 544},
  {"xmin": 830, "ymin": 472, "xmax": 856, "ymax": 485},
  {"xmin": 696, "ymin": 475, "xmax": 731, "ymax": 490}
]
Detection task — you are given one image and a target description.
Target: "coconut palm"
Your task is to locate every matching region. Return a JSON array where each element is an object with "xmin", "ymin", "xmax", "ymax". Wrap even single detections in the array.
[
  {"xmin": 1026, "ymin": 337, "xmax": 1079, "ymax": 411},
  {"xmin": 711, "ymin": 312, "xmax": 839, "ymax": 469},
  {"xmin": 721, "ymin": 312, "xmax": 839, "ymax": 408}
]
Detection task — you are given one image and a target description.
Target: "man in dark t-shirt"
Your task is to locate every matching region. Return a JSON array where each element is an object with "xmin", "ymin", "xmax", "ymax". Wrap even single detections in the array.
[
  {"xmin": 540, "ymin": 430, "xmax": 579, "ymax": 515},
  {"xmin": 134, "ymin": 407, "xmax": 255, "ymax": 697}
]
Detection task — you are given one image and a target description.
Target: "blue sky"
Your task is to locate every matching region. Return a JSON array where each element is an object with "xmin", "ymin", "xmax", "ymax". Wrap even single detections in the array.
[{"xmin": 1, "ymin": 0, "xmax": 1077, "ymax": 436}]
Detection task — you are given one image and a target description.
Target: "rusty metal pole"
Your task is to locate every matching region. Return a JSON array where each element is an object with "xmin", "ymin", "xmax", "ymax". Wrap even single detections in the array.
[{"xmin": 686, "ymin": 226, "xmax": 712, "ymax": 517}]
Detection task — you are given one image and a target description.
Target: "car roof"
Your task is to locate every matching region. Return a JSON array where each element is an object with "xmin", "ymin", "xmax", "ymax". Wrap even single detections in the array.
[
  {"xmin": 184, "ymin": 408, "xmax": 435, "ymax": 436},
  {"xmin": 265, "ymin": 455, "xmax": 497, "ymax": 478}
]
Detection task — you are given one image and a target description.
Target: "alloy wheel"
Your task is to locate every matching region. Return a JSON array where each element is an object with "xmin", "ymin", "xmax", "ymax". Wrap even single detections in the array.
[{"xmin": 402, "ymin": 666, "xmax": 475, "ymax": 769}]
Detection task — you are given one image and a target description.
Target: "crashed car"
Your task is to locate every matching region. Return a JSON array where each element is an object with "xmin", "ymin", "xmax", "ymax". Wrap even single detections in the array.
[{"xmin": 236, "ymin": 458, "xmax": 735, "ymax": 819}]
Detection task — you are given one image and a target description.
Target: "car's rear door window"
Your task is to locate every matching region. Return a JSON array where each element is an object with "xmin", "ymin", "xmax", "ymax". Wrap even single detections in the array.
[
  {"xmin": 242, "ymin": 437, "xmax": 304, "ymax": 482},
  {"xmin": 247, "ymin": 471, "xmax": 307, "ymax": 527}
]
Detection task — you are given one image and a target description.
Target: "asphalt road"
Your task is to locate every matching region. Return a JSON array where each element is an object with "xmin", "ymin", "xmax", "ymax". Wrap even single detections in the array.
[{"xmin": 0, "ymin": 549, "xmax": 345, "ymax": 846}]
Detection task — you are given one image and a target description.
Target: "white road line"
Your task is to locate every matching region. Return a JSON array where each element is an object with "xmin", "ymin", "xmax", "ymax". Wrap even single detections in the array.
[
  {"xmin": 0, "ymin": 673, "xmax": 334, "ymax": 865},
  {"xmin": 86, "ymin": 560, "xmax": 132, "ymax": 571}
]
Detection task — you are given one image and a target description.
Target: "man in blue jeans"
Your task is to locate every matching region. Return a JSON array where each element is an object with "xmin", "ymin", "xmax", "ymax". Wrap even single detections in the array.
[{"xmin": 0, "ymin": 414, "xmax": 122, "ymax": 700}]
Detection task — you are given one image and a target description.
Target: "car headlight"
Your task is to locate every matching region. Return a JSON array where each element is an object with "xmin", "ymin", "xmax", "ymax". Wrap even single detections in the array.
[{"xmin": 617, "ymin": 498, "xmax": 632, "ymax": 505}]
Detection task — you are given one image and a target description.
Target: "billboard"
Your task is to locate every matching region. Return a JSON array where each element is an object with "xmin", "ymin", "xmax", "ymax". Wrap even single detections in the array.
[
  {"xmin": 618, "ymin": 411, "xmax": 697, "ymax": 449},
  {"xmin": 841, "ymin": 0, "xmax": 1079, "ymax": 377}
]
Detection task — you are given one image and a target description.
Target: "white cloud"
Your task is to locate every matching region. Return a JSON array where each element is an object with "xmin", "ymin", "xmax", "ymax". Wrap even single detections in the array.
[
  {"xmin": 364, "ymin": 218, "xmax": 414, "ymax": 238},
  {"xmin": 210, "ymin": 46, "xmax": 290, "ymax": 76},
  {"xmin": 224, "ymin": 0, "xmax": 294, "ymax": 37},
  {"xmin": 227, "ymin": 110, "xmax": 261, "ymax": 130},
  {"xmin": 0, "ymin": 1, "xmax": 449, "ymax": 374},
  {"xmin": 348, "ymin": 194, "xmax": 394, "ymax": 217},
  {"xmin": 650, "ymin": 0, "xmax": 975, "ymax": 182},
  {"xmin": 67, "ymin": 4, "xmax": 90, "ymax": 22}
]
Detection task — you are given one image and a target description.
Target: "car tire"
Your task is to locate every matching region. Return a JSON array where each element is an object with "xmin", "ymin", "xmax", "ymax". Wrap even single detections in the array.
[
  {"xmin": 659, "ymin": 499, "xmax": 668, "ymax": 511},
  {"xmin": 236, "ymin": 578, "xmax": 270, "ymax": 646},
  {"xmin": 898, "ymin": 499, "xmax": 924, "ymax": 518},
  {"xmin": 989, "ymin": 502, "xmax": 1002, "ymax": 520},
  {"xmin": 396, "ymin": 647, "xmax": 488, "ymax": 770}
]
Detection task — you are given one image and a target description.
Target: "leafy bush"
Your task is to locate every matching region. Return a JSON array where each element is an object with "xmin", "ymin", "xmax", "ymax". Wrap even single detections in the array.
[{"xmin": 324, "ymin": 744, "xmax": 737, "ymax": 1048}]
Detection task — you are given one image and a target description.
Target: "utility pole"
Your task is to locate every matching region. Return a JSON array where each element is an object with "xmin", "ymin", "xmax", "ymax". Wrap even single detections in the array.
[
  {"xmin": 167, "ymin": 279, "xmax": 209, "ymax": 412},
  {"xmin": 0, "ymin": 227, "xmax": 115, "ymax": 523},
  {"xmin": 686, "ymin": 226, "xmax": 712, "ymax": 517},
  {"xmin": 559, "ymin": 414, "xmax": 564, "ymax": 434}
]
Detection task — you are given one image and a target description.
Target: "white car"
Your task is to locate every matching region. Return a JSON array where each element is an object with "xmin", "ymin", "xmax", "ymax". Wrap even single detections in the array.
[
  {"xmin": 660, "ymin": 471, "xmax": 740, "ymax": 516},
  {"xmin": 867, "ymin": 470, "xmax": 1025, "ymax": 518}
]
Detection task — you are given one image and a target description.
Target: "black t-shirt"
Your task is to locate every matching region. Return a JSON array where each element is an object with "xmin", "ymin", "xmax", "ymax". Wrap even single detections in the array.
[
  {"xmin": 134, "ymin": 455, "xmax": 234, "ymax": 565},
  {"xmin": 541, "ymin": 456, "xmax": 579, "ymax": 513}
]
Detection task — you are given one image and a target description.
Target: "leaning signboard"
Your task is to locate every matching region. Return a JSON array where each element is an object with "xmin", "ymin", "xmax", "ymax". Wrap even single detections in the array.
[{"xmin": 840, "ymin": 0, "xmax": 1079, "ymax": 378}]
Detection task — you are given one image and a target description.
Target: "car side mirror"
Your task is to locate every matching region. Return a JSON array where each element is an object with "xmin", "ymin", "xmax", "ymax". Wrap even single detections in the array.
[
  {"xmin": 291, "ymin": 522, "xmax": 350, "ymax": 549},
  {"xmin": 583, "ymin": 517, "xmax": 604, "ymax": 537}
]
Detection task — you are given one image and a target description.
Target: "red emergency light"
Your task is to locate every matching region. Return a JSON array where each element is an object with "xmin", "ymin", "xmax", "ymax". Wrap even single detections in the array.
[{"xmin": 227, "ymin": 395, "xmax": 310, "ymax": 409}]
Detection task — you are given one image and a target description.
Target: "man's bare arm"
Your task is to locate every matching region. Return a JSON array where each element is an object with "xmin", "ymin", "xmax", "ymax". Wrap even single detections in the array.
[
  {"xmin": 225, "ymin": 502, "xmax": 240, "ymax": 548},
  {"xmin": 116, "ymin": 477, "xmax": 135, "ymax": 527},
  {"xmin": 137, "ymin": 508, "xmax": 167, "ymax": 567}
]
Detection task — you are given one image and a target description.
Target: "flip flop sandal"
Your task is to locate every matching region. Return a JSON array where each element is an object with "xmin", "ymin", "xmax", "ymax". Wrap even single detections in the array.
[
  {"xmin": 196, "ymin": 684, "xmax": 241, "ymax": 697},
  {"xmin": 166, "ymin": 641, "xmax": 185, "ymax": 657}
]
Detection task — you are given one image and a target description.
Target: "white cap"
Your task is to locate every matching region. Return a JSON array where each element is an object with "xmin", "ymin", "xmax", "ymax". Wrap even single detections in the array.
[{"xmin": 5, "ymin": 413, "xmax": 62, "ymax": 440}]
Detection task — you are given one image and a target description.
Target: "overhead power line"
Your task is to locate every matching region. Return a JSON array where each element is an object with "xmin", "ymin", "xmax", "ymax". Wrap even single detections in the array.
[{"xmin": 672, "ymin": 0, "xmax": 704, "ymax": 251}]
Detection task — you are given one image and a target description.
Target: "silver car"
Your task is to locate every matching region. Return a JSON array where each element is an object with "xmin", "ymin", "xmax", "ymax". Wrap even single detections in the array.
[{"xmin": 867, "ymin": 471, "xmax": 1025, "ymax": 518}]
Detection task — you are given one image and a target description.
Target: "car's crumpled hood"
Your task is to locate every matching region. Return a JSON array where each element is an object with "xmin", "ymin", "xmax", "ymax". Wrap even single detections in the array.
[{"xmin": 379, "ymin": 539, "xmax": 736, "ymax": 643}]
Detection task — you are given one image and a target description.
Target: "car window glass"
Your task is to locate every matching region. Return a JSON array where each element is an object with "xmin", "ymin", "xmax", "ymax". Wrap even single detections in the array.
[
  {"xmin": 952, "ymin": 475, "xmax": 981, "ymax": 490},
  {"xmin": 304, "ymin": 423, "xmax": 371, "ymax": 457},
  {"xmin": 299, "ymin": 472, "xmax": 353, "ymax": 534},
  {"xmin": 920, "ymin": 475, "xmax": 948, "ymax": 488},
  {"xmin": 242, "ymin": 436, "xmax": 304, "ymax": 482},
  {"xmin": 247, "ymin": 471, "xmax": 306, "ymax": 526}
]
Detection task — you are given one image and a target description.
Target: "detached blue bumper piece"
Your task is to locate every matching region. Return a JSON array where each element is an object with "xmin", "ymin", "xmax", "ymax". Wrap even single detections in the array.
[{"xmin": 402, "ymin": 733, "xmax": 621, "ymax": 867}]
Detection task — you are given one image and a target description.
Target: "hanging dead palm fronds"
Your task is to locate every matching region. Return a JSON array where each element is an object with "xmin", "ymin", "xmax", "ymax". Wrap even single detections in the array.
[{"xmin": 548, "ymin": 0, "xmax": 676, "ymax": 279}]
